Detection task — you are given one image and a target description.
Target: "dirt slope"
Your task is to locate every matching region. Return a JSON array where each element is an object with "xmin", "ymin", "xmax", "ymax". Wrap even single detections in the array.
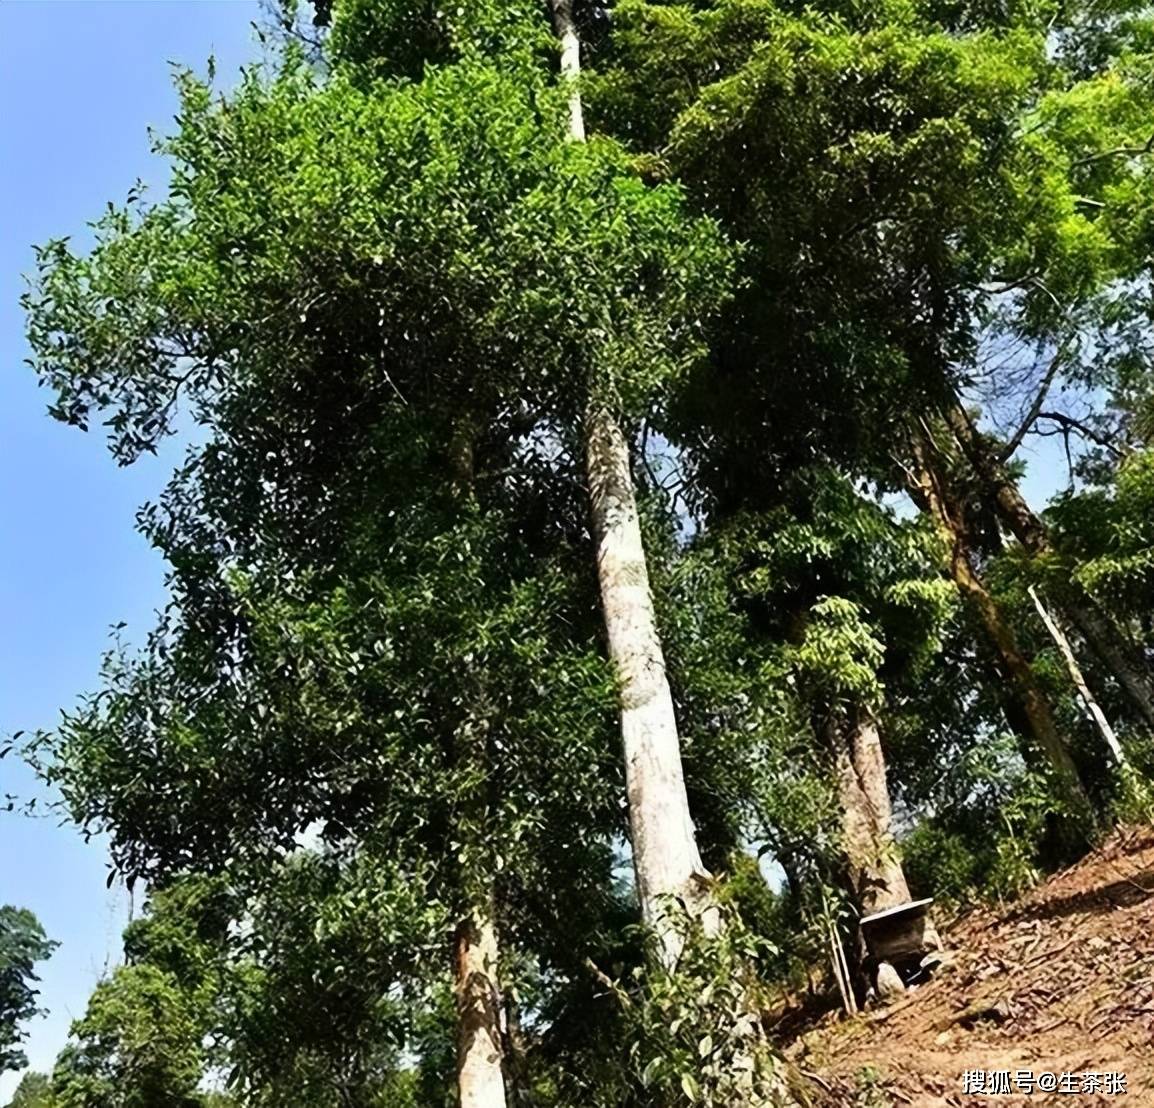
[{"xmin": 791, "ymin": 827, "xmax": 1154, "ymax": 1106}]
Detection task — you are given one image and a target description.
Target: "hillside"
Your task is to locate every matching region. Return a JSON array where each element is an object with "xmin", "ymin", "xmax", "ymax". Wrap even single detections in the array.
[{"xmin": 793, "ymin": 827, "xmax": 1154, "ymax": 1106}]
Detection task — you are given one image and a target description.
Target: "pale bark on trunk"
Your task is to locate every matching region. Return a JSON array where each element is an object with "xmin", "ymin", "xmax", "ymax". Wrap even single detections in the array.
[
  {"xmin": 1062, "ymin": 599, "xmax": 1154, "ymax": 731},
  {"xmin": 908, "ymin": 438, "xmax": 1094, "ymax": 822},
  {"xmin": 549, "ymin": 0, "xmax": 716, "ymax": 971},
  {"xmin": 830, "ymin": 711, "xmax": 913, "ymax": 917},
  {"xmin": 1028, "ymin": 586, "xmax": 1128, "ymax": 767},
  {"xmin": 550, "ymin": 12, "xmax": 797, "ymax": 1103},
  {"xmin": 449, "ymin": 421, "xmax": 508, "ymax": 1108},
  {"xmin": 552, "ymin": 0, "xmax": 586, "ymax": 142},
  {"xmin": 828, "ymin": 709, "xmax": 942, "ymax": 998},
  {"xmin": 455, "ymin": 904, "xmax": 507, "ymax": 1108},
  {"xmin": 945, "ymin": 400, "xmax": 1154, "ymax": 731},
  {"xmin": 585, "ymin": 404, "xmax": 717, "ymax": 969}
]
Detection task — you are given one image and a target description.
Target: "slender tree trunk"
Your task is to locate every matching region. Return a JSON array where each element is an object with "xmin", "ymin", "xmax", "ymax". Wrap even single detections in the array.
[
  {"xmin": 550, "ymin": 12, "xmax": 798, "ymax": 1104},
  {"xmin": 1028, "ymin": 586, "xmax": 1128, "ymax": 767},
  {"xmin": 550, "ymin": 0, "xmax": 586, "ymax": 144},
  {"xmin": 908, "ymin": 437, "xmax": 1094, "ymax": 825},
  {"xmin": 1062, "ymin": 600, "xmax": 1154, "ymax": 731},
  {"xmin": 502, "ymin": 992, "xmax": 531, "ymax": 1106},
  {"xmin": 449, "ymin": 420, "xmax": 509, "ymax": 1108},
  {"xmin": 585, "ymin": 403, "xmax": 717, "ymax": 968},
  {"xmin": 455, "ymin": 902, "xmax": 507, "ymax": 1108},
  {"xmin": 548, "ymin": 0, "xmax": 715, "ymax": 970},
  {"xmin": 551, "ymin": 0, "xmax": 585, "ymax": 142},
  {"xmin": 945, "ymin": 400, "xmax": 1154, "ymax": 730}
]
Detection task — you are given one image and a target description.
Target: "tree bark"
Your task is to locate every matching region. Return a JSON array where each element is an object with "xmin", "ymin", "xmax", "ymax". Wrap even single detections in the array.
[
  {"xmin": 827, "ymin": 708, "xmax": 942, "ymax": 998},
  {"xmin": 907, "ymin": 437, "xmax": 1094, "ymax": 825},
  {"xmin": 1061, "ymin": 599, "xmax": 1154, "ymax": 731},
  {"xmin": 502, "ymin": 992, "xmax": 531, "ymax": 1106},
  {"xmin": 550, "ymin": 0, "xmax": 586, "ymax": 142},
  {"xmin": 585, "ymin": 403, "xmax": 717, "ymax": 969},
  {"xmin": 551, "ymin": 12, "xmax": 798, "ymax": 1104},
  {"xmin": 584, "ymin": 416, "xmax": 800, "ymax": 1099},
  {"xmin": 455, "ymin": 903, "xmax": 507, "ymax": 1108},
  {"xmin": 549, "ymin": 0, "xmax": 715, "ymax": 970},
  {"xmin": 449, "ymin": 419, "xmax": 509, "ymax": 1108},
  {"xmin": 829, "ymin": 711, "xmax": 913, "ymax": 917},
  {"xmin": 945, "ymin": 400, "xmax": 1154, "ymax": 731},
  {"xmin": 1028, "ymin": 586, "xmax": 1127, "ymax": 767}
]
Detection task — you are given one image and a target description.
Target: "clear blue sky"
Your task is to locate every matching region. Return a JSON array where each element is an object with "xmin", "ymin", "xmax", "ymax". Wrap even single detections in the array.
[{"xmin": 0, "ymin": 2, "xmax": 260, "ymax": 1096}]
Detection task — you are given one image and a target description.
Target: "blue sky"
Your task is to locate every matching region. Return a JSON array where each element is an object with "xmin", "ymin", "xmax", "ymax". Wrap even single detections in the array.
[{"xmin": 0, "ymin": 2, "xmax": 260, "ymax": 1095}]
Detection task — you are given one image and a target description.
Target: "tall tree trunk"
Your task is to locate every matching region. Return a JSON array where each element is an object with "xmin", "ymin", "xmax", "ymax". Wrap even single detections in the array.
[
  {"xmin": 908, "ymin": 436, "xmax": 1094, "ymax": 828},
  {"xmin": 1029, "ymin": 585, "xmax": 1128, "ymax": 767},
  {"xmin": 549, "ymin": 0, "xmax": 715, "ymax": 972},
  {"xmin": 829, "ymin": 710, "xmax": 915, "ymax": 917},
  {"xmin": 551, "ymin": 0, "xmax": 586, "ymax": 142},
  {"xmin": 456, "ymin": 902, "xmax": 507, "ymax": 1108},
  {"xmin": 1061, "ymin": 600, "xmax": 1154, "ymax": 731},
  {"xmin": 550, "ymin": 13, "xmax": 799, "ymax": 1105},
  {"xmin": 944, "ymin": 400, "xmax": 1154, "ymax": 730},
  {"xmin": 827, "ymin": 708, "xmax": 942, "ymax": 997},
  {"xmin": 585, "ymin": 403, "xmax": 717, "ymax": 968},
  {"xmin": 449, "ymin": 420, "xmax": 509, "ymax": 1108}
]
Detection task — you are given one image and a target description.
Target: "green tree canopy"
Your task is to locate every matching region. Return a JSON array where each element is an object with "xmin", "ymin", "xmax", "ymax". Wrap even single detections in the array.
[{"xmin": 0, "ymin": 908, "xmax": 56, "ymax": 1075}]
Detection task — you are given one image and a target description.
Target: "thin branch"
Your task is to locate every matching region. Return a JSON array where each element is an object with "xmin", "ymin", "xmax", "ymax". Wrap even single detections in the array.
[
  {"xmin": 998, "ymin": 336, "xmax": 1072, "ymax": 461},
  {"xmin": 1034, "ymin": 411, "xmax": 1126, "ymax": 459},
  {"xmin": 583, "ymin": 958, "xmax": 633, "ymax": 1009},
  {"xmin": 638, "ymin": 420, "xmax": 662, "ymax": 494},
  {"xmin": 1102, "ymin": 858, "xmax": 1154, "ymax": 897},
  {"xmin": 1061, "ymin": 422, "xmax": 1075, "ymax": 491},
  {"xmin": 1027, "ymin": 585, "xmax": 1127, "ymax": 767},
  {"xmin": 889, "ymin": 451, "xmax": 920, "ymax": 496},
  {"xmin": 972, "ymin": 274, "xmax": 1038, "ymax": 295},
  {"xmin": 1072, "ymin": 132, "xmax": 1154, "ymax": 168},
  {"xmin": 1029, "ymin": 276, "xmax": 1064, "ymax": 314}
]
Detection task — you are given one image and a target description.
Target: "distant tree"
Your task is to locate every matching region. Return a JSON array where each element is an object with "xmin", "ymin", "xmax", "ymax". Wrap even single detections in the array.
[
  {"xmin": 7, "ymin": 1070, "xmax": 54, "ymax": 1108},
  {"xmin": 48, "ymin": 878, "xmax": 229, "ymax": 1108},
  {"xmin": 0, "ymin": 908, "xmax": 56, "ymax": 1074},
  {"xmin": 49, "ymin": 965, "xmax": 205, "ymax": 1108}
]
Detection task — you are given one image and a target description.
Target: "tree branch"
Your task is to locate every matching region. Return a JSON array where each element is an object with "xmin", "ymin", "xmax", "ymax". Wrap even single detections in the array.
[
  {"xmin": 997, "ymin": 337, "xmax": 1072, "ymax": 462},
  {"xmin": 583, "ymin": 958, "xmax": 633, "ymax": 1009},
  {"xmin": 1072, "ymin": 132, "xmax": 1154, "ymax": 168},
  {"xmin": 1034, "ymin": 411, "xmax": 1126, "ymax": 459}
]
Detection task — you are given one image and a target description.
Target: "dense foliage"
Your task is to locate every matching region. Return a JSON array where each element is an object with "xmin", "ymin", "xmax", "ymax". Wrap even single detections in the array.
[{"xmin": 0, "ymin": 909, "xmax": 56, "ymax": 1075}]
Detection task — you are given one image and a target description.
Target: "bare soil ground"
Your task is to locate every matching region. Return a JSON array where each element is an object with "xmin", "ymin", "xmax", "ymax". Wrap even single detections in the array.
[{"xmin": 789, "ymin": 826, "xmax": 1154, "ymax": 1106}]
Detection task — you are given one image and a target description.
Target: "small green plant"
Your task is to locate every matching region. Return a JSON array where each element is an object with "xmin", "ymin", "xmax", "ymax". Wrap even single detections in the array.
[
  {"xmin": 1115, "ymin": 764, "xmax": 1154, "ymax": 825},
  {"xmin": 854, "ymin": 1064, "xmax": 890, "ymax": 1107},
  {"xmin": 627, "ymin": 899, "xmax": 791, "ymax": 1106}
]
